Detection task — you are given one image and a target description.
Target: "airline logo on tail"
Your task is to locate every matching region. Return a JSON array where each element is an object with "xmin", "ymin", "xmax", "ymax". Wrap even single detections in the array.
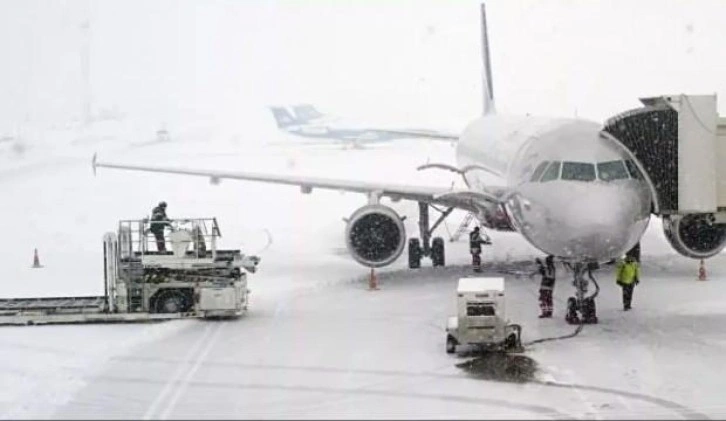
[{"xmin": 269, "ymin": 104, "xmax": 326, "ymax": 130}]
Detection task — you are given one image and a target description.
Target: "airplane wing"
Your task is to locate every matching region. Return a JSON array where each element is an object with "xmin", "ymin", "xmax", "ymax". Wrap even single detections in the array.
[
  {"xmin": 92, "ymin": 155, "xmax": 506, "ymax": 213},
  {"xmin": 369, "ymin": 129, "xmax": 458, "ymax": 141},
  {"xmin": 269, "ymin": 104, "xmax": 459, "ymax": 142}
]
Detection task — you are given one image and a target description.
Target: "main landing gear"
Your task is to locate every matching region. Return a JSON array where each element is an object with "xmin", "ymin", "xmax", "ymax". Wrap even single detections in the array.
[
  {"xmin": 409, "ymin": 202, "xmax": 454, "ymax": 269},
  {"xmin": 565, "ymin": 262, "xmax": 600, "ymax": 325}
]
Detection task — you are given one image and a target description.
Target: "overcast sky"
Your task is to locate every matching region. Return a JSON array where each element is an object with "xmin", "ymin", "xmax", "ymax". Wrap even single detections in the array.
[{"xmin": 1, "ymin": 0, "xmax": 725, "ymax": 132}]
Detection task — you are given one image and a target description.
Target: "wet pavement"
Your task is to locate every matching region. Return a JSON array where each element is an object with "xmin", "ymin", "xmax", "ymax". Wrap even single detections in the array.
[{"xmin": 456, "ymin": 352, "xmax": 538, "ymax": 383}]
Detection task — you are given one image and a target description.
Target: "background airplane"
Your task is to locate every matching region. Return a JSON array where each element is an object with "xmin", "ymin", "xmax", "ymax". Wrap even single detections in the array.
[{"xmin": 268, "ymin": 103, "xmax": 457, "ymax": 147}]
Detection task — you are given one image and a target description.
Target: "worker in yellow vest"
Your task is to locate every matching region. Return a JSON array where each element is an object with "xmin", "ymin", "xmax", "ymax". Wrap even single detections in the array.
[{"xmin": 615, "ymin": 255, "xmax": 640, "ymax": 311}]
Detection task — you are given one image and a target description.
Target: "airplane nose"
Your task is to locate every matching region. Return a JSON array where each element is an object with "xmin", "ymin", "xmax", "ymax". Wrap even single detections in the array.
[
  {"xmin": 558, "ymin": 183, "xmax": 650, "ymax": 260},
  {"xmin": 509, "ymin": 181, "xmax": 651, "ymax": 261}
]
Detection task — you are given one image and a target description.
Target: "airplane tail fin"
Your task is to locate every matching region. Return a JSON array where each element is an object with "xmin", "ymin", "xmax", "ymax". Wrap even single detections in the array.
[
  {"xmin": 481, "ymin": 3, "xmax": 495, "ymax": 115},
  {"xmin": 292, "ymin": 104, "xmax": 324, "ymax": 122},
  {"xmin": 269, "ymin": 107, "xmax": 298, "ymax": 129}
]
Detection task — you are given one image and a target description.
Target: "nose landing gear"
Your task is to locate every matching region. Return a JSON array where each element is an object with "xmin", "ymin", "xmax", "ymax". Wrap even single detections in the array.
[{"xmin": 565, "ymin": 262, "xmax": 599, "ymax": 325}]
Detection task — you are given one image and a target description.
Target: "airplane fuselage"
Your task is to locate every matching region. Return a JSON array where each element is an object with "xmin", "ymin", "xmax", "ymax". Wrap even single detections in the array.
[{"xmin": 457, "ymin": 115, "xmax": 652, "ymax": 263}]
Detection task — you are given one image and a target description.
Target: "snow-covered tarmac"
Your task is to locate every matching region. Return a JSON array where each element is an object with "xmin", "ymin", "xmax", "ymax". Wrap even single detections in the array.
[{"xmin": 1, "ymin": 126, "xmax": 725, "ymax": 419}]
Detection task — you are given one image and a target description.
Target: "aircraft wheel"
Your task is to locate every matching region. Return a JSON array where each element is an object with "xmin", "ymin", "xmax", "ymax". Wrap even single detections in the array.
[
  {"xmin": 408, "ymin": 238, "xmax": 422, "ymax": 269},
  {"xmin": 431, "ymin": 237, "xmax": 445, "ymax": 267},
  {"xmin": 565, "ymin": 297, "xmax": 580, "ymax": 325}
]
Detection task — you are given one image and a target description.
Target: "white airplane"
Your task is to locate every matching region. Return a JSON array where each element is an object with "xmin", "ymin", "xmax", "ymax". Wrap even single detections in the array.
[{"xmin": 93, "ymin": 4, "xmax": 655, "ymax": 323}]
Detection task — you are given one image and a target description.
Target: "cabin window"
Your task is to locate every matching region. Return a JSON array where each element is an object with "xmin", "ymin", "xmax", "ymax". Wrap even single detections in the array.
[
  {"xmin": 597, "ymin": 160, "xmax": 629, "ymax": 181},
  {"xmin": 625, "ymin": 159, "xmax": 644, "ymax": 180},
  {"xmin": 540, "ymin": 161, "xmax": 561, "ymax": 182},
  {"xmin": 467, "ymin": 303, "xmax": 496, "ymax": 316},
  {"xmin": 530, "ymin": 161, "xmax": 550, "ymax": 182},
  {"xmin": 561, "ymin": 162, "xmax": 596, "ymax": 182}
]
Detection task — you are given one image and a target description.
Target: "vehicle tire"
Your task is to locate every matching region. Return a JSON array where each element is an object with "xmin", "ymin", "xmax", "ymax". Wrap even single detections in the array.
[
  {"xmin": 446, "ymin": 335, "xmax": 457, "ymax": 354},
  {"xmin": 431, "ymin": 237, "xmax": 445, "ymax": 267},
  {"xmin": 154, "ymin": 290, "xmax": 189, "ymax": 313},
  {"xmin": 408, "ymin": 238, "xmax": 422, "ymax": 269}
]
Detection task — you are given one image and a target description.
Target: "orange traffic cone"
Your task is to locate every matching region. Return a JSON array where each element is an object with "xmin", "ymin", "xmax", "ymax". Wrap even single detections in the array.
[
  {"xmin": 698, "ymin": 259, "xmax": 707, "ymax": 281},
  {"xmin": 31, "ymin": 248, "xmax": 43, "ymax": 268},
  {"xmin": 368, "ymin": 268, "xmax": 379, "ymax": 290}
]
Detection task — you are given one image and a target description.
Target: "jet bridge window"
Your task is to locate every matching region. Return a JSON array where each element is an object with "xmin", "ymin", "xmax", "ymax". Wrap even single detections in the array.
[
  {"xmin": 562, "ymin": 162, "xmax": 596, "ymax": 182},
  {"xmin": 597, "ymin": 160, "xmax": 629, "ymax": 181},
  {"xmin": 467, "ymin": 303, "xmax": 496, "ymax": 316},
  {"xmin": 540, "ymin": 161, "xmax": 561, "ymax": 182},
  {"xmin": 530, "ymin": 161, "xmax": 550, "ymax": 182}
]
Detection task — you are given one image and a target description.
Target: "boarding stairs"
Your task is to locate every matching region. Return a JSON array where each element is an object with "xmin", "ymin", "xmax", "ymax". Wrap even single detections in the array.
[{"xmin": 450, "ymin": 212, "xmax": 475, "ymax": 242}]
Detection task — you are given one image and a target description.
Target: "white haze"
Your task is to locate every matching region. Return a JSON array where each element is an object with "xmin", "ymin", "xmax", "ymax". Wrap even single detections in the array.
[{"xmin": 1, "ymin": 0, "xmax": 726, "ymax": 136}]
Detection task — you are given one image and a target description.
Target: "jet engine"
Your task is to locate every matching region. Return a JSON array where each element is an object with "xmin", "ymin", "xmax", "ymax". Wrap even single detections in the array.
[
  {"xmin": 345, "ymin": 204, "xmax": 406, "ymax": 268},
  {"xmin": 662, "ymin": 214, "xmax": 726, "ymax": 259}
]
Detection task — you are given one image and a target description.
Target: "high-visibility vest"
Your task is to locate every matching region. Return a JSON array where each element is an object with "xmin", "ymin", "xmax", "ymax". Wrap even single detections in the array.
[{"xmin": 616, "ymin": 261, "xmax": 639, "ymax": 285}]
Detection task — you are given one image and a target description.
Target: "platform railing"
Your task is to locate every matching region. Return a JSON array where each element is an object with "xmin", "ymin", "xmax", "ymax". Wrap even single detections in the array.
[{"xmin": 118, "ymin": 218, "xmax": 221, "ymax": 259}]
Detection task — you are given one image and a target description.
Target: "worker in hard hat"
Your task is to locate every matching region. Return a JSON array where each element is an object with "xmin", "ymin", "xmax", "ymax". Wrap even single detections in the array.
[{"xmin": 615, "ymin": 255, "xmax": 640, "ymax": 311}]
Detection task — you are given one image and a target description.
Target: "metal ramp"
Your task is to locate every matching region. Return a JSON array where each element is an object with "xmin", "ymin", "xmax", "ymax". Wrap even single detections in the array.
[
  {"xmin": 450, "ymin": 212, "xmax": 476, "ymax": 242},
  {"xmin": 0, "ymin": 296, "xmax": 106, "ymax": 314}
]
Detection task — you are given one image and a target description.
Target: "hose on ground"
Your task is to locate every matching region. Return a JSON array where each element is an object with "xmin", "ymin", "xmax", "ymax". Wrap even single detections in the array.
[
  {"xmin": 523, "ymin": 317, "xmax": 584, "ymax": 347},
  {"xmin": 521, "ymin": 262, "xmax": 600, "ymax": 347}
]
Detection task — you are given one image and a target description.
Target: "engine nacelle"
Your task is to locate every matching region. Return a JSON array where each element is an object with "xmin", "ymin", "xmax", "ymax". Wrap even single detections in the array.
[
  {"xmin": 345, "ymin": 204, "xmax": 406, "ymax": 268},
  {"xmin": 662, "ymin": 214, "xmax": 726, "ymax": 259}
]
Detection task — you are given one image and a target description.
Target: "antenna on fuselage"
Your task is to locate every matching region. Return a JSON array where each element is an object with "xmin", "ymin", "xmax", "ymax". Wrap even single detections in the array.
[{"xmin": 481, "ymin": 3, "xmax": 496, "ymax": 115}]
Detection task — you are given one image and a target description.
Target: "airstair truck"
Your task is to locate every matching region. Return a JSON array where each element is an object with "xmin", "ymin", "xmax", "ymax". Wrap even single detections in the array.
[{"xmin": 0, "ymin": 217, "xmax": 260, "ymax": 326}]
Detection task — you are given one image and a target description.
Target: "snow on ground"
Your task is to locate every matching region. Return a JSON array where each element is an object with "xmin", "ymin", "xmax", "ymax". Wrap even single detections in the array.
[{"xmin": 1, "ymin": 120, "xmax": 726, "ymax": 419}]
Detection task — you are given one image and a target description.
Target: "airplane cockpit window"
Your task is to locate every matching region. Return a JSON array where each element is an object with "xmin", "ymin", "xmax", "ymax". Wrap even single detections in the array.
[
  {"xmin": 540, "ymin": 161, "xmax": 561, "ymax": 182},
  {"xmin": 530, "ymin": 161, "xmax": 550, "ymax": 182},
  {"xmin": 597, "ymin": 160, "xmax": 629, "ymax": 181},
  {"xmin": 625, "ymin": 159, "xmax": 644, "ymax": 180},
  {"xmin": 561, "ymin": 162, "xmax": 596, "ymax": 182}
]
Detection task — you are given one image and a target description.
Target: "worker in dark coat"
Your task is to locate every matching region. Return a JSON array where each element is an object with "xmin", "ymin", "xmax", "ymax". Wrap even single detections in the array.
[
  {"xmin": 469, "ymin": 226, "xmax": 490, "ymax": 272},
  {"xmin": 150, "ymin": 201, "xmax": 172, "ymax": 252},
  {"xmin": 536, "ymin": 255, "xmax": 556, "ymax": 318}
]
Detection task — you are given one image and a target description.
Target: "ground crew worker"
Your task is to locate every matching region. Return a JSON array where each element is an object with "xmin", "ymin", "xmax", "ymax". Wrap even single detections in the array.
[
  {"xmin": 469, "ymin": 226, "xmax": 489, "ymax": 272},
  {"xmin": 150, "ymin": 201, "xmax": 172, "ymax": 252},
  {"xmin": 616, "ymin": 255, "xmax": 640, "ymax": 311},
  {"xmin": 535, "ymin": 255, "xmax": 556, "ymax": 318}
]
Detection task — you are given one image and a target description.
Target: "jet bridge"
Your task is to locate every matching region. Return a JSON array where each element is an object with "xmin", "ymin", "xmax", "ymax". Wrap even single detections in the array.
[{"xmin": 603, "ymin": 94, "xmax": 726, "ymax": 258}]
